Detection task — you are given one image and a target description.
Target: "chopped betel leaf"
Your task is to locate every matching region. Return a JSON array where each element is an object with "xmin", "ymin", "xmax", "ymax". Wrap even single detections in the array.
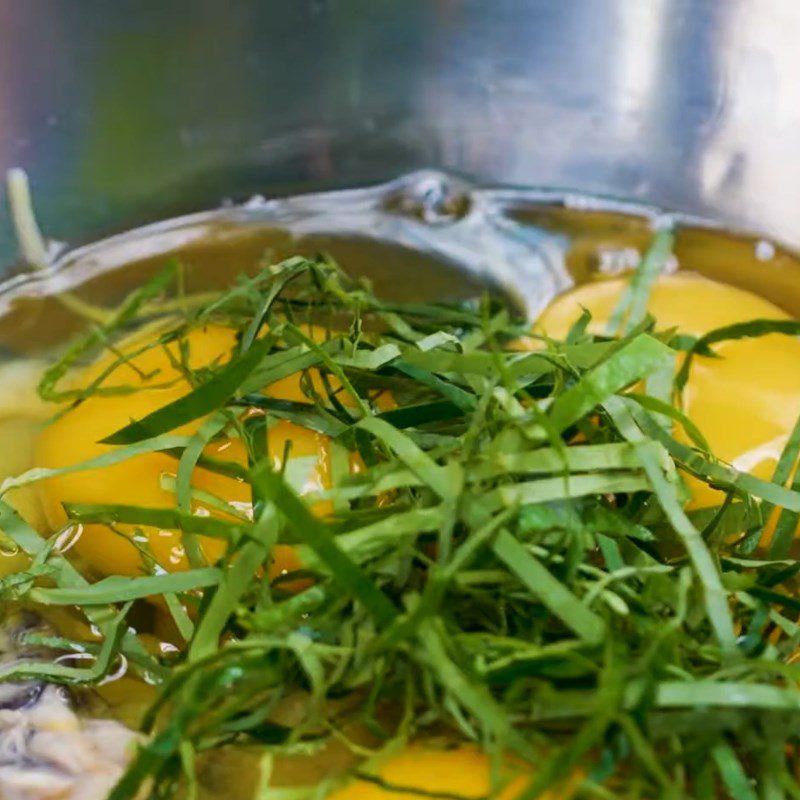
[{"xmin": 1, "ymin": 245, "xmax": 800, "ymax": 800}]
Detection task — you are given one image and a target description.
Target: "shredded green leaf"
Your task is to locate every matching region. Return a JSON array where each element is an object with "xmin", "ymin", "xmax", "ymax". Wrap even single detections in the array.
[{"xmin": 0, "ymin": 249, "xmax": 796, "ymax": 800}]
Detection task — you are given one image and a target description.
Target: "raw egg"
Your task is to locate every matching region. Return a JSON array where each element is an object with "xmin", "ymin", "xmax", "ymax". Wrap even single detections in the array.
[
  {"xmin": 35, "ymin": 323, "xmax": 339, "ymax": 579},
  {"xmin": 538, "ymin": 272, "xmax": 800, "ymax": 508},
  {"xmin": 327, "ymin": 745, "xmax": 575, "ymax": 800}
]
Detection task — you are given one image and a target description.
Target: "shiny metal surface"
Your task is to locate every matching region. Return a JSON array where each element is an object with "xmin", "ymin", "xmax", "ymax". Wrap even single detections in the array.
[
  {"xmin": 0, "ymin": 172, "xmax": 576, "ymax": 320},
  {"xmin": 2, "ymin": 0, "xmax": 800, "ymax": 265}
]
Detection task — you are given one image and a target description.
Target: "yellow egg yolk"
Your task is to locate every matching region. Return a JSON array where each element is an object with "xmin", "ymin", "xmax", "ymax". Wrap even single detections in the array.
[
  {"xmin": 537, "ymin": 272, "xmax": 800, "ymax": 508},
  {"xmin": 327, "ymin": 745, "xmax": 574, "ymax": 800},
  {"xmin": 35, "ymin": 323, "xmax": 339, "ymax": 580}
]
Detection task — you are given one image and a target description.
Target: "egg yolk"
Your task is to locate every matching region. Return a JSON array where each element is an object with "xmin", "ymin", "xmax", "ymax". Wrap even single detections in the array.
[
  {"xmin": 35, "ymin": 323, "xmax": 340, "ymax": 579},
  {"xmin": 327, "ymin": 745, "xmax": 574, "ymax": 800},
  {"xmin": 538, "ymin": 272, "xmax": 800, "ymax": 508}
]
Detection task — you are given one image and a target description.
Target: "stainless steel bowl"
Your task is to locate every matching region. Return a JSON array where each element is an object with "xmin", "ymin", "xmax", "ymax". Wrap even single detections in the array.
[{"xmin": 2, "ymin": 0, "xmax": 800, "ymax": 266}]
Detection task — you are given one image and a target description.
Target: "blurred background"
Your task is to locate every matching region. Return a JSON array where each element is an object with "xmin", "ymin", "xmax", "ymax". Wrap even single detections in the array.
[{"xmin": 2, "ymin": 0, "xmax": 800, "ymax": 265}]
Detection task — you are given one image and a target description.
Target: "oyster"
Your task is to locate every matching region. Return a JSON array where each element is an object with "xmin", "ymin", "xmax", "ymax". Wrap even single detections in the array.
[{"xmin": 0, "ymin": 615, "xmax": 140, "ymax": 800}]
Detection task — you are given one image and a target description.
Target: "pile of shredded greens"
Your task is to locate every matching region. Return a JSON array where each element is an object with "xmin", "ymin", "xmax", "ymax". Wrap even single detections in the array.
[{"xmin": 2, "ymin": 243, "xmax": 800, "ymax": 800}]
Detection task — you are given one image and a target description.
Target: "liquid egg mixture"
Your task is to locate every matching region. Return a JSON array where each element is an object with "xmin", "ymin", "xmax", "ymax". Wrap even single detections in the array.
[{"xmin": 1, "ymin": 189, "xmax": 800, "ymax": 800}]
